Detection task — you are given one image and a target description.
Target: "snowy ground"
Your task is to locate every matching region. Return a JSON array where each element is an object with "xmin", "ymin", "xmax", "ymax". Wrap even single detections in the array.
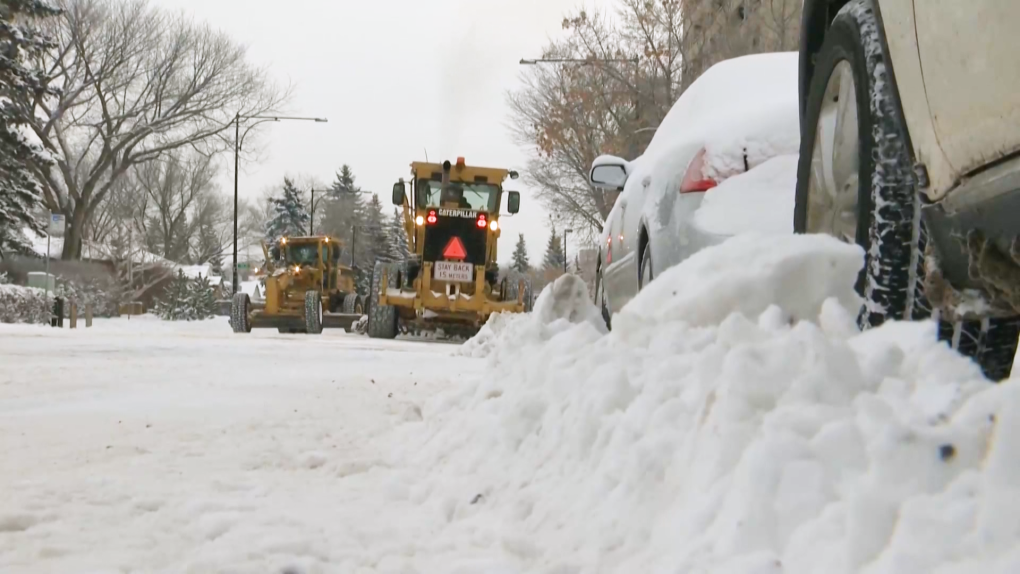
[
  {"xmin": 0, "ymin": 318, "xmax": 478, "ymax": 573},
  {"xmin": 4, "ymin": 234, "xmax": 1020, "ymax": 574}
]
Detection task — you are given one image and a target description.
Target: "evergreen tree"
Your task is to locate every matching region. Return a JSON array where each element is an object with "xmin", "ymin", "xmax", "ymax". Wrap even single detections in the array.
[
  {"xmin": 0, "ymin": 1, "xmax": 59, "ymax": 257},
  {"xmin": 153, "ymin": 270, "xmax": 217, "ymax": 321},
  {"xmin": 542, "ymin": 230, "xmax": 566, "ymax": 273},
  {"xmin": 189, "ymin": 275, "xmax": 217, "ymax": 319},
  {"xmin": 386, "ymin": 208, "xmax": 410, "ymax": 262},
  {"xmin": 511, "ymin": 233, "xmax": 530, "ymax": 273},
  {"xmin": 264, "ymin": 177, "xmax": 310, "ymax": 242},
  {"xmin": 353, "ymin": 194, "xmax": 388, "ymax": 293},
  {"xmin": 322, "ymin": 164, "xmax": 365, "ymax": 265}
]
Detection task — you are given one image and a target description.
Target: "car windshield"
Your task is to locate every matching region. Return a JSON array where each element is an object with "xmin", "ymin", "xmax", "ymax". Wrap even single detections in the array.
[
  {"xmin": 418, "ymin": 180, "xmax": 499, "ymax": 212},
  {"xmin": 286, "ymin": 243, "xmax": 319, "ymax": 265}
]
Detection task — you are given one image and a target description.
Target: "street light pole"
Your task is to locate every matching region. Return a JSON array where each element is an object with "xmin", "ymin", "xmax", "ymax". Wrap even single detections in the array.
[
  {"xmin": 231, "ymin": 114, "xmax": 328, "ymax": 295},
  {"xmin": 309, "ymin": 188, "xmax": 330, "ymax": 235}
]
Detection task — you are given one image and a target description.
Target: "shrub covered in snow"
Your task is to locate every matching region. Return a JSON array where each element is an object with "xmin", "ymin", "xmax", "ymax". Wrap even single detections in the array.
[
  {"xmin": 0, "ymin": 271, "xmax": 9, "ymax": 285},
  {"xmin": 0, "ymin": 284, "xmax": 51, "ymax": 324},
  {"xmin": 55, "ymin": 274, "xmax": 118, "ymax": 318},
  {"xmin": 152, "ymin": 269, "xmax": 218, "ymax": 321}
]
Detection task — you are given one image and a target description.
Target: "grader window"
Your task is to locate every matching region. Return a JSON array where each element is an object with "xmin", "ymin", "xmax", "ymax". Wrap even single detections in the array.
[
  {"xmin": 417, "ymin": 179, "xmax": 499, "ymax": 212},
  {"xmin": 286, "ymin": 244, "xmax": 319, "ymax": 265}
]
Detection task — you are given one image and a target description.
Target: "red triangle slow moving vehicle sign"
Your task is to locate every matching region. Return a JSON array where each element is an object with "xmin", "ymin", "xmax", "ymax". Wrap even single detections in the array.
[{"xmin": 442, "ymin": 236, "xmax": 468, "ymax": 260}]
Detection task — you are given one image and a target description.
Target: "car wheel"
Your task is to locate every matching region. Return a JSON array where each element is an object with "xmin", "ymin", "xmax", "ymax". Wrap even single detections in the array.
[
  {"xmin": 793, "ymin": 0, "xmax": 1018, "ymax": 380},
  {"xmin": 639, "ymin": 245, "xmax": 653, "ymax": 290},
  {"xmin": 304, "ymin": 291, "xmax": 323, "ymax": 334}
]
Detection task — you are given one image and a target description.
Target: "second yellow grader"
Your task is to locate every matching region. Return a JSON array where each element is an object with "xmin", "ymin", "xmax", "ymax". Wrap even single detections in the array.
[{"xmin": 368, "ymin": 157, "xmax": 531, "ymax": 339}]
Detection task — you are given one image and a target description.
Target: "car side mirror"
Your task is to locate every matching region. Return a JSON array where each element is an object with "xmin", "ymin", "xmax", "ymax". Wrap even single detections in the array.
[
  {"xmin": 590, "ymin": 163, "xmax": 628, "ymax": 191},
  {"xmin": 507, "ymin": 191, "xmax": 521, "ymax": 214},
  {"xmin": 391, "ymin": 181, "xmax": 405, "ymax": 206}
]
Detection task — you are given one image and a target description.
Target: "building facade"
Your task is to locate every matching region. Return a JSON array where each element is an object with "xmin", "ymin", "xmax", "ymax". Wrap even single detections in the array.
[{"xmin": 681, "ymin": 0, "xmax": 802, "ymax": 90}]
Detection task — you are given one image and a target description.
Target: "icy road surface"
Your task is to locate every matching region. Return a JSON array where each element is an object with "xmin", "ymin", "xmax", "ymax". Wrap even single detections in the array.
[{"xmin": 0, "ymin": 318, "xmax": 477, "ymax": 573}]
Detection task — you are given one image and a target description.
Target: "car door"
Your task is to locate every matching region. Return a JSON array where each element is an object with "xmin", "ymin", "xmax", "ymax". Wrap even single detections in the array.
[
  {"xmin": 602, "ymin": 191, "xmax": 633, "ymax": 314},
  {"xmin": 913, "ymin": 1, "xmax": 1020, "ymax": 177}
]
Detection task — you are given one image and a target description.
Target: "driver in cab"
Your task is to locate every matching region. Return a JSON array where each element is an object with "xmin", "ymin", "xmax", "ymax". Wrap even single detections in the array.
[{"xmin": 440, "ymin": 183, "xmax": 472, "ymax": 210}]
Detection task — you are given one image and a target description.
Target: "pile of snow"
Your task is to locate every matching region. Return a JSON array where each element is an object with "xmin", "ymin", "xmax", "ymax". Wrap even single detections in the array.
[
  {"xmin": 0, "ymin": 284, "xmax": 51, "ymax": 324},
  {"xmin": 695, "ymin": 154, "xmax": 799, "ymax": 236},
  {"xmin": 458, "ymin": 274, "xmax": 607, "ymax": 359},
  {"xmin": 393, "ymin": 233, "xmax": 1019, "ymax": 573}
]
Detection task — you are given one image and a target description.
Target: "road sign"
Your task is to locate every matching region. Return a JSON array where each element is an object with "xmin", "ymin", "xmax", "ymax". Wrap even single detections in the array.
[
  {"xmin": 48, "ymin": 213, "xmax": 65, "ymax": 236},
  {"xmin": 237, "ymin": 262, "xmax": 250, "ymax": 270}
]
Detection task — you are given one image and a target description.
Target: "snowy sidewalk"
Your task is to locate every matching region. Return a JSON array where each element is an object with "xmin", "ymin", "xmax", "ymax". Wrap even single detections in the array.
[{"xmin": 0, "ymin": 319, "xmax": 478, "ymax": 573}]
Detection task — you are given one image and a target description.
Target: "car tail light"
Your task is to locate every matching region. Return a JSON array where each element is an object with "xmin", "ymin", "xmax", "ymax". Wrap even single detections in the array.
[
  {"xmin": 606, "ymin": 235, "xmax": 612, "ymax": 264},
  {"xmin": 426, "ymin": 210, "xmax": 437, "ymax": 224},
  {"xmin": 476, "ymin": 214, "xmax": 487, "ymax": 228},
  {"xmin": 680, "ymin": 148, "xmax": 717, "ymax": 193}
]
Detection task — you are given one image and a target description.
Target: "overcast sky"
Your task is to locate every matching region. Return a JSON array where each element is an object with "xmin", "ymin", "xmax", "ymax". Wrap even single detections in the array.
[{"xmin": 153, "ymin": 0, "xmax": 612, "ymax": 265}]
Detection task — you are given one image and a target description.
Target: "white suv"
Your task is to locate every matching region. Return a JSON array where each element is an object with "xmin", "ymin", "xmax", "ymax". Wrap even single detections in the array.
[{"xmin": 795, "ymin": 0, "xmax": 1020, "ymax": 380}]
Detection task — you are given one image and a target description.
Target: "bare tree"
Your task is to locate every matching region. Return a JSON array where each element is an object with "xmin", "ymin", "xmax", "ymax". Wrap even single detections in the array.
[
  {"xmin": 507, "ymin": 4, "xmax": 682, "ymax": 236},
  {"xmin": 14, "ymin": 0, "xmax": 287, "ymax": 260},
  {"xmin": 132, "ymin": 151, "xmax": 214, "ymax": 261}
]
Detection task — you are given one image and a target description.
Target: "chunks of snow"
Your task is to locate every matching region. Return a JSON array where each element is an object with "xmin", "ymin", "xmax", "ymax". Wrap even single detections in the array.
[
  {"xmin": 694, "ymin": 154, "xmax": 799, "ymax": 236},
  {"xmin": 458, "ymin": 274, "xmax": 607, "ymax": 360}
]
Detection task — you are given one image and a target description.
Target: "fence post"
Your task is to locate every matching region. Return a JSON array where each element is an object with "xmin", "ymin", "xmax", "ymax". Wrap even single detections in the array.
[
  {"xmin": 86, "ymin": 304, "xmax": 93, "ymax": 328},
  {"xmin": 70, "ymin": 302, "xmax": 77, "ymax": 329}
]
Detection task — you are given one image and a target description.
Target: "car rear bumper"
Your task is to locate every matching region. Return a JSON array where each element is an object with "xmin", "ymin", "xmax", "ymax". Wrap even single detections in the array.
[{"xmin": 922, "ymin": 153, "xmax": 1020, "ymax": 319}]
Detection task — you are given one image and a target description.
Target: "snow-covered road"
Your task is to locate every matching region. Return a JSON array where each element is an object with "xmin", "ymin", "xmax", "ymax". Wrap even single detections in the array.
[{"xmin": 0, "ymin": 319, "xmax": 477, "ymax": 573}]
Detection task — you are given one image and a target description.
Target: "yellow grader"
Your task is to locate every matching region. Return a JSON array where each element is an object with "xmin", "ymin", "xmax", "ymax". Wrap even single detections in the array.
[
  {"xmin": 230, "ymin": 235, "xmax": 365, "ymax": 334},
  {"xmin": 367, "ymin": 157, "xmax": 531, "ymax": 339}
]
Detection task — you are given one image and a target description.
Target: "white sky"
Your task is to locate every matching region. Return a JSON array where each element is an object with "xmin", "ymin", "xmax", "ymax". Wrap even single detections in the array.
[{"xmin": 153, "ymin": 0, "xmax": 612, "ymax": 265}]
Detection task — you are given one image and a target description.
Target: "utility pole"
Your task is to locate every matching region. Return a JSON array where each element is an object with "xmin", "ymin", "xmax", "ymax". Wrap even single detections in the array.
[{"xmin": 231, "ymin": 113, "xmax": 328, "ymax": 295}]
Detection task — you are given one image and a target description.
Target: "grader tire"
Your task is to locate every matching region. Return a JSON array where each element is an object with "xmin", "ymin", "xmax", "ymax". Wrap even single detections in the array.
[
  {"xmin": 367, "ymin": 261, "xmax": 398, "ymax": 339},
  {"xmin": 305, "ymin": 290, "xmax": 323, "ymax": 334},
  {"xmin": 231, "ymin": 293, "xmax": 251, "ymax": 333}
]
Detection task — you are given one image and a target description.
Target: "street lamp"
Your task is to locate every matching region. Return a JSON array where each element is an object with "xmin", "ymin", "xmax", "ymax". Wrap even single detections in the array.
[
  {"xmin": 519, "ymin": 57, "xmax": 639, "ymax": 65},
  {"xmin": 308, "ymin": 187, "xmax": 331, "ymax": 235},
  {"xmin": 232, "ymin": 113, "xmax": 327, "ymax": 294},
  {"xmin": 563, "ymin": 228, "xmax": 573, "ymax": 274}
]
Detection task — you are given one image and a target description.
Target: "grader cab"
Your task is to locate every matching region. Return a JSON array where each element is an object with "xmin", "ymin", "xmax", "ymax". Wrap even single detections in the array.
[
  {"xmin": 230, "ymin": 235, "xmax": 365, "ymax": 334},
  {"xmin": 367, "ymin": 157, "xmax": 531, "ymax": 339}
]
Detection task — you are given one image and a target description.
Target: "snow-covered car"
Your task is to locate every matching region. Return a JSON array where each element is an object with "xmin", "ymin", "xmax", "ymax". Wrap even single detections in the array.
[
  {"xmin": 590, "ymin": 52, "xmax": 800, "ymax": 326},
  {"xmin": 794, "ymin": 0, "xmax": 1020, "ymax": 380}
]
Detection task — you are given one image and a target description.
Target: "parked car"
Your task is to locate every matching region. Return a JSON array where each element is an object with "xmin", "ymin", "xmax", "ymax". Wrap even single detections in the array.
[
  {"xmin": 794, "ymin": 0, "xmax": 1020, "ymax": 380},
  {"xmin": 590, "ymin": 52, "xmax": 800, "ymax": 327}
]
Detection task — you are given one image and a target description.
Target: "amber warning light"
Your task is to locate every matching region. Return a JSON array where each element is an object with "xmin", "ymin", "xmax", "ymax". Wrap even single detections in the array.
[{"xmin": 443, "ymin": 236, "xmax": 468, "ymax": 260}]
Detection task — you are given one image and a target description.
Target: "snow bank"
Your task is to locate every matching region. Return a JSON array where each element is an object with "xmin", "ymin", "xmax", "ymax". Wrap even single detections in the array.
[
  {"xmin": 400, "ymin": 234, "xmax": 1017, "ymax": 573},
  {"xmin": 457, "ymin": 274, "xmax": 607, "ymax": 359},
  {"xmin": 694, "ymin": 154, "xmax": 798, "ymax": 236},
  {"xmin": 0, "ymin": 284, "xmax": 51, "ymax": 324}
]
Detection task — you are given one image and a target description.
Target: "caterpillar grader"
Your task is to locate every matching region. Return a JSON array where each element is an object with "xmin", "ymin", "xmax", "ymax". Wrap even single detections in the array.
[
  {"xmin": 367, "ymin": 157, "xmax": 531, "ymax": 339},
  {"xmin": 230, "ymin": 235, "xmax": 365, "ymax": 334}
]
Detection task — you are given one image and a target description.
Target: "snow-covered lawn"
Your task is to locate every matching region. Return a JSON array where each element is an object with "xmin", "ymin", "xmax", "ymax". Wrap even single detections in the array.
[{"xmin": 4, "ymin": 233, "xmax": 1020, "ymax": 573}]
